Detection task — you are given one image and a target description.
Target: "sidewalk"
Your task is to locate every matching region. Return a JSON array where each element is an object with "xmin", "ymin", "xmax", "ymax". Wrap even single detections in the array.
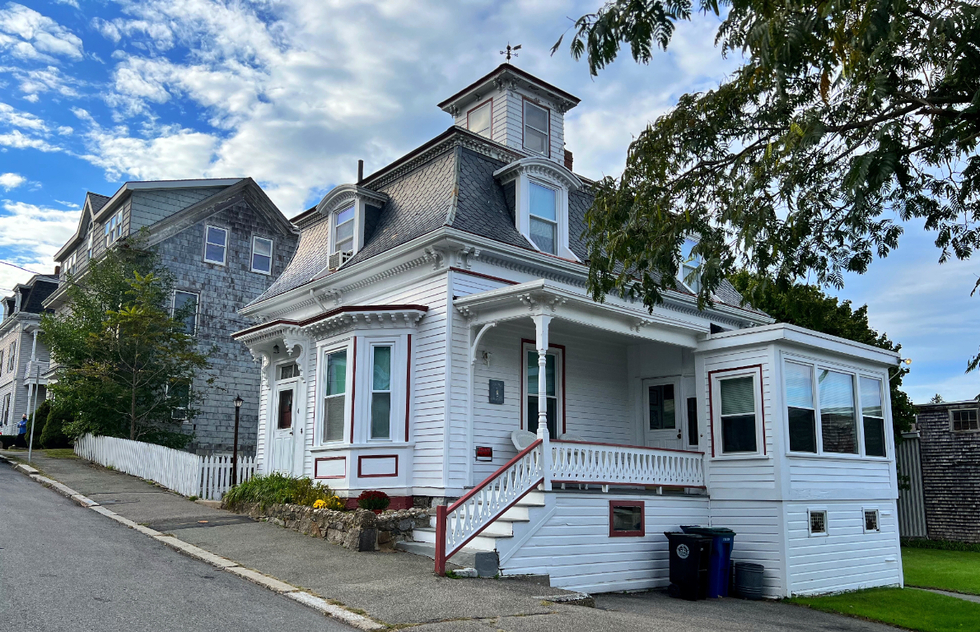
[{"xmin": 1, "ymin": 448, "xmax": 899, "ymax": 631}]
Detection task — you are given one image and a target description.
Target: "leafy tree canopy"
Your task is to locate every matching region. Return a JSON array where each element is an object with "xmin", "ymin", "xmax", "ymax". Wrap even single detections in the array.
[
  {"xmin": 730, "ymin": 271, "xmax": 916, "ymax": 434},
  {"xmin": 41, "ymin": 238, "xmax": 211, "ymax": 448},
  {"xmin": 556, "ymin": 2, "xmax": 980, "ymax": 341}
]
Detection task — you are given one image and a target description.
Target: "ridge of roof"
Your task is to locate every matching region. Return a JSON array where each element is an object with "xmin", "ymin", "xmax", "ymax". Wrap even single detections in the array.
[{"xmin": 437, "ymin": 63, "xmax": 580, "ymax": 109}]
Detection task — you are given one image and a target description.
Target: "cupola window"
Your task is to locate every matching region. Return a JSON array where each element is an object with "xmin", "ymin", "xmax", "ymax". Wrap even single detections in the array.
[
  {"xmin": 467, "ymin": 100, "xmax": 492, "ymax": 138},
  {"xmin": 680, "ymin": 239, "xmax": 703, "ymax": 293},
  {"xmin": 523, "ymin": 101, "xmax": 549, "ymax": 156}
]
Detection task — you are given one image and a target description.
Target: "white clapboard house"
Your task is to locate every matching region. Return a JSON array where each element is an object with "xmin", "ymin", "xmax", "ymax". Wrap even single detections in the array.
[{"xmin": 234, "ymin": 64, "xmax": 904, "ymax": 597}]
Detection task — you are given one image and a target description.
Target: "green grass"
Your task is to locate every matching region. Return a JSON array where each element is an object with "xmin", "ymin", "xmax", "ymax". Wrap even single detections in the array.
[
  {"xmin": 904, "ymin": 547, "xmax": 980, "ymax": 596},
  {"xmin": 41, "ymin": 448, "xmax": 79, "ymax": 459},
  {"xmin": 790, "ymin": 587, "xmax": 980, "ymax": 632}
]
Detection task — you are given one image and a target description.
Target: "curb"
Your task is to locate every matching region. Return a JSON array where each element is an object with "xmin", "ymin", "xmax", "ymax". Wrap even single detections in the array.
[{"xmin": 1, "ymin": 456, "xmax": 384, "ymax": 631}]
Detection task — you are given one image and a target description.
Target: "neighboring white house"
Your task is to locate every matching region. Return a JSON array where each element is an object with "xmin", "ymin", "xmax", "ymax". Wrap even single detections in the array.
[{"xmin": 234, "ymin": 63, "xmax": 904, "ymax": 597}]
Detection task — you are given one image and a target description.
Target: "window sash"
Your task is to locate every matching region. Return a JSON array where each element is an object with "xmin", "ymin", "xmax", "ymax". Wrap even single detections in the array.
[
  {"xmin": 334, "ymin": 206, "xmax": 355, "ymax": 254},
  {"xmin": 204, "ymin": 226, "xmax": 228, "ymax": 264},
  {"xmin": 717, "ymin": 375, "xmax": 758, "ymax": 454},
  {"xmin": 818, "ymin": 369, "xmax": 858, "ymax": 454},
  {"xmin": 322, "ymin": 349, "xmax": 347, "ymax": 443},
  {"xmin": 251, "ymin": 237, "xmax": 273, "ymax": 274},
  {"xmin": 809, "ymin": 510, "xmax": 827, "ymax": 535},
  {"xmin": 524, "ymin": 102, "xmax": 549, "ymax": 155},
  {"xmin": 370, "ymin": 345, "xmax": 392, "ymax": 440},
  {"xmin": 468, "ymin": 102, "xmax": 491, "ymax": 137},
  {"xmin": 173, "ymin": 291, "xmax": 198, "ymax": 335},
  {"xmin": 952, "ymin": 409, "xmax": 979, "ymax": 432}
]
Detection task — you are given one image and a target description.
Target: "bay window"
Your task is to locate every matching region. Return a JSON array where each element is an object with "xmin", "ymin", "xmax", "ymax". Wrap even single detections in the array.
[
  {"xmin": 786, "ymin": 362, "xmax": 817, "ymax": 453},
  {"xmin": 719, "ymin": 375, "xmax": 758, "ymax": 453},
  {"xmin": 819, "ymin": 369, "xmax": 858, "ymax": 454},
  {"xmin": 322, "ymin": 348, "xmax": 347, "ymax": 443},
  {"xmin": 370, "ymin": 345, "xmax": 392, "ymax": 440}
]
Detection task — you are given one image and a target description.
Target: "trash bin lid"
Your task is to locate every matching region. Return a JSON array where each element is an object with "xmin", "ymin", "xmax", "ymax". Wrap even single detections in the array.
[{"xmin": 680, "ymin": 525, "xmax": 736, "ymax": 537}]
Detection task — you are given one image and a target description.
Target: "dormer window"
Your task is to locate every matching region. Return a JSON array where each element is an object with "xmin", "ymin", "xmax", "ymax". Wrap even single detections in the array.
[
  {"xmin": 523, "ymin": 101, "xmax": 550, "ymax": 156},
  {"xmin": 467, "ymin": 100, "xmax": 492, "ymax": 138},
  {"xmin": 334, "ymin": 205, "xmax": 355, "ymax": 254},
  {"xmin": 679, "ymin": 238, "xmax": 703, "ymax": 293},
  {"xmin": 529, "ymin": 182, "xmax": 558, "ymax": 255}
]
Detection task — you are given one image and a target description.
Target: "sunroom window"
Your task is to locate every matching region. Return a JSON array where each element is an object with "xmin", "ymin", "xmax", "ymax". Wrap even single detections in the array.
[
  {"xmin": 786, "ymin": 362, "xmax": 817, "ymax": 453},
  {"xmin": 526, "ymin": 348, "xmax": 559, "ymax": 437},
  {"xmin": 529, "ymin": 182, "xmax": 558, "ymax": 255},
  {"xmin": 861, "ymin": 377, "xmax": 886, "ymax": 456},
  {"xmin": 334, "ymin": 205, "xmax": 355, "ymax": 254},
  {"xmin": 468, "ymin": 100, "xmax": 491, "ymax": 138},
  {"xmin": 719, "ymin": 376, "xmax": 757, "ymax": 453},
  {"xmin": 819, "ymin": 369, "xmax": 858, "ymax": 454},
  {"xmin": 523, "ymin": 101, "xmax": 549, "ymax": 155},
  {"xmin": 322, "ymin": 349, "xmax": 347, "ymax": 443}
]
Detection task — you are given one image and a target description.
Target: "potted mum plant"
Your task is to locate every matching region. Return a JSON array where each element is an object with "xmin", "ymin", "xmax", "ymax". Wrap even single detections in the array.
[{"xmin": 357, "ymin": 490, "xmax": 391, "ymax": 514}]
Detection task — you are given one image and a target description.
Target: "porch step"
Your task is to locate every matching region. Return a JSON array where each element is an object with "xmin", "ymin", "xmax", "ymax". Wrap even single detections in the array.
[
  {"xmin": 394, "ymin": 540, "xmax": 477, "ymax": 569},
  {"xmin": 411, "ymin": 527, "xmax": 504, "ymax": 552}
]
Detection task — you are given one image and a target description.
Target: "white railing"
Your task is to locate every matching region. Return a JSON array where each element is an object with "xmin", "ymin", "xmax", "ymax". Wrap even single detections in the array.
[
  {"xmin": 435, "ymin": 439, "xmax": 544, "ymax": 574},
  {"xmin": 550, "ymin": 440, "xmax": 704, "ymax": 488},
  {"xmin": 75, "ymin": 434, "xmax": 255, "ymax": 500}
]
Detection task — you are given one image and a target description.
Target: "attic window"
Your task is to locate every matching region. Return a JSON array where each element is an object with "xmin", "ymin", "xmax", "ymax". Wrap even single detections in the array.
[
  {"xmin": 529, "ymin": 182, "xmax": 558, "ymax": 255},
  {"xmin": 467, "ymin": 100, "xmax": 492, "ymax": 138},
  {"xmin": 204, "ymin": 225, "xmax": 228, "ymax": 265},
  {"xmin": 251, "ymin": 236, "xmax": 273, "ymax": 275},
  {"xmin": 679, "ymin": 239, "xmax": 703, "ymax": 293},
  {"xmin": 523, "ymin": 101, "xmax": 549, "ymax": 156},
  {"xmin": 334, "ymin": 206, "xmax": 355, "ymax": 255}
]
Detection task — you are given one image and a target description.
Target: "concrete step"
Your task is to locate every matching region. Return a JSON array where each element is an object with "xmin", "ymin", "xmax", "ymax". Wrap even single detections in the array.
[
  {"xmin": 395, "ymin": 540, "xmax": 476, "ymax": 569},
  {"xmin": 426, "ymin": 512, "xmax": 521, "ymax": 535}
]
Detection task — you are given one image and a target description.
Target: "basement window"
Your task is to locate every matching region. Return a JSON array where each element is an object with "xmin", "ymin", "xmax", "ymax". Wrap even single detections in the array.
[
  {"xmin": 864, "ymin": 508, "xmax": 880, "ymax": 533},
  {"xmin": 808, "ymin": 509, "xmax": 828, "ymax": 536},
  {"xmin": 609, "ymin": 501, "xmax": 644, "ymax": 537}
]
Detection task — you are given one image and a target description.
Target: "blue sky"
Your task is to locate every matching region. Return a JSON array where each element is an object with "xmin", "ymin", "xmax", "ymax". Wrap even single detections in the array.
[{"xmin": 0, "ymin": 1, "xmax": 976, "ymax": 403}]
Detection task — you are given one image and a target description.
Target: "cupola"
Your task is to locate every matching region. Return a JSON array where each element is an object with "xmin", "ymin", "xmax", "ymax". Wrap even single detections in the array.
[{"xmin": 438, "ymin": 64, "xmax": 580, "ymax": 165}]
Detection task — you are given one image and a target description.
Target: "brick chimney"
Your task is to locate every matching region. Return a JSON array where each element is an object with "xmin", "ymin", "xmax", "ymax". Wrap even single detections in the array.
[{"xmin": 564, "ymin": 149, "xmax": 573, "ymax": 172}]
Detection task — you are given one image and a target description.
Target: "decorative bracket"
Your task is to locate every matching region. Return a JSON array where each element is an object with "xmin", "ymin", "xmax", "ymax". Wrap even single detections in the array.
[
  {"xmin": 470, "ymin": 322, "xmax": 497, "ymax": 365},
  {"xmin": 423, "ymin": 246, "xmax": 446, "ymax": 271},
  {"xmin": 632, "ymin": 318, "xmax": 654, "ymax": 333}
]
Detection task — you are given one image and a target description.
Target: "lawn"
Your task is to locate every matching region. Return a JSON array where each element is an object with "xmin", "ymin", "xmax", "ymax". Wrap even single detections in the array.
[
  {"xmin": 903, "ymin": 547, "xmax": 980, "ymax": 596},
  {"xmin": 789, "ymin": 587, "xmax": 980, "ymax": 632}
]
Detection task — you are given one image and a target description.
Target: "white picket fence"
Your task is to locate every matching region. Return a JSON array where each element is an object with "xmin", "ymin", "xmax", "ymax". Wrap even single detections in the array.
[{"xmin": 74, "ymin": 434, "xmax": 256, "ymax": 500}]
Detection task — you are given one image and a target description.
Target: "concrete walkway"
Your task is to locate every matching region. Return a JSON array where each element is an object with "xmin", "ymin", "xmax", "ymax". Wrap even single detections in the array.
[{"xmin": 1, "ymin": 448, "xmax": 903, "ymax": 631}]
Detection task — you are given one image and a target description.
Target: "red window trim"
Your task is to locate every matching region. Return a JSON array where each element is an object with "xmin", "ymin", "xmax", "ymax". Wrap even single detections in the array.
[
  {"xmin": 465, "ymin": 98, "xmax": 493, "ymax": 139},
  {"xmin": 706, "ymin": 364, "xmax": 766, "ymax": 457},
  {"xmin": 521, "ymin": 96, "xmax": 551, "ymax": 158},
  {"xmin": 314, "ymin": 456, "xmax": 346, "ymax": 480},
  {"xmin": 519, "ymin": 338, "xmax": 566, "ymax": 436},
  {"xmin": 405, "ymin": 334, "xmax": 412, "ymax": 442},
  {"xmin": 609, "ymin": 500, "xmax": 645, "ymax": 537},
  {"xmin": 357, "ymin": 454, "xmax": 399, "ymax": 478}
]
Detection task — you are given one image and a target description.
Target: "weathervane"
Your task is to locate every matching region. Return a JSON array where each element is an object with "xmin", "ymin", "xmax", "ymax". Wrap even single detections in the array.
[{"xmin": 500, "ymin": 43, "xmax": 521, "ymax": 62}]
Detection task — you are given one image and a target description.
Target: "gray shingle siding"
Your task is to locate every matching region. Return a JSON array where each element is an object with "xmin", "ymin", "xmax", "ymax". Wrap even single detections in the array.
[
  {"xmin": 156, "ymin": 198, "xmax": 298, "ymax": 455},
  {"xmin": 130, "ymin": 187, "xmax": 226, "ymax": 231},
  {"xmin": 914, "ymin": 403, "xmax": 980, "ymax": 543}
]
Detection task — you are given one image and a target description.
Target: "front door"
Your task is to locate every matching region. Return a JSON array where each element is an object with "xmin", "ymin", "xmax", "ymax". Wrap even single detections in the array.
[
  {"xmin": 269, "ymin": 384, "xmax": 297, "ymax": 475},
  {"xmin": 643, "ymin": 378, "xmax": 684, "ymax": 450}
]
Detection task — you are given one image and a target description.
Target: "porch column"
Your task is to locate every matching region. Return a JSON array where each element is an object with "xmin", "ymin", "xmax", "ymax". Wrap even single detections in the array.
[{"xmin": 532, "ymin": 314, "xmax": 552, "ymax": 491}]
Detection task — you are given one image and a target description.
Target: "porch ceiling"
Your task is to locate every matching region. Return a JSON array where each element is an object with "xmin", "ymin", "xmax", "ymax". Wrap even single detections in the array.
[{"xmin": 454, "ymin": 280, "xmax": 705, "ymax": 348}]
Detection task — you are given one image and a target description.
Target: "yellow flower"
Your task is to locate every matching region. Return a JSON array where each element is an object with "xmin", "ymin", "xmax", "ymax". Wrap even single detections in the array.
[{"xmin": 312, "ymin": 499, "xmax": 327, "ymax": 509}]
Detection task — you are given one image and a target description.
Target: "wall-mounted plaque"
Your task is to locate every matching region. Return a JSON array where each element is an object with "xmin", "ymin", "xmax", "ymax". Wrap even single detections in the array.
[{"xmin": 488, "ymin": 379, "xmax": 504, "ymax": 405}]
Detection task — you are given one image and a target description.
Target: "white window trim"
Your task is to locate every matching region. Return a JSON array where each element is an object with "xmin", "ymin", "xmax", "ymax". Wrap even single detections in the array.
[
  {"xmin": 331, "ymin": 204, "xmax": 356, "ymax": 256},
  {"xmin": 862, "ymin": 507, "xmax": 881, "ymax": 533},
  {"xmin": 204, "ymin": 225, "xmax": 228, "ymax": 266},
  {"xmin": 368, "ymin": 341, "xmax": 394, "ymax": 441},
  {"xmin": 521, "ymin": 341, "xmax": 563, "ymax": 438},
  {"xmin": 172, "ymin": 290, "xmax": 200, "ymax": 336},
  {"xmin": 710, "ymin": 368, "xmax": 765, "ymax": 459},
  {"xmin": 250, "ymin": 236, "xmax": 274, "ymax": 275},
  {"xmin": 781, "ymin": 354, "xmax": 890, "ymax": 460},
  {"xmin": 317, "ymin": 341, "xmax": 353, "ymax": 446},
  {"xmin": 518, "ymin": 174, "xmax": 577, "ymax": 261},
  {"xmin": 807, "ymin": 508, "xmax": 829, "ymax": 537},
  {"xmin": 523, "ymin": 99, "xmax": 550, "ymax": 157}
]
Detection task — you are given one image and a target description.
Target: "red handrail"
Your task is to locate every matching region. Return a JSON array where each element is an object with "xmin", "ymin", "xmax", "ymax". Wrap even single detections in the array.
[{"xmin": 435, "ymin": 439, "xmax": 543, "ymax": 575}]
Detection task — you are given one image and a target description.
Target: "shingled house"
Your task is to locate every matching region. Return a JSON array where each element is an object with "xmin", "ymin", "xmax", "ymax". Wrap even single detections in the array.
[
  {"xmin": 910, "ymin": 399, "xmax": 980, "ymax": 543},
  {"xmin": 45, "ymin": 179, "xmax": 299, "ymax": 455},
  {"xmin": 233, "ymin": 64, "xmax": 904, "ymax": 596},
  {"xmin": 0, "ymin": 273, "xmax": 58, "ymax": 441}
]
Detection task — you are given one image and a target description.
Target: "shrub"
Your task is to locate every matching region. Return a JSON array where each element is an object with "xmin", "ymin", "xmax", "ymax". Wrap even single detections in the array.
[
  {"xmin": 28, "ymin": 401, "xmax": 51, "ymax": 442},
  {"xmin": 223, "ymin": 473, "xmax": 336, "ymax": 510},
  {"xmin": 357, "ymin": 490, "xmax": 390, "ymax": 512},
  {"xmin": 40, "ymin": 406, "xmax": 72, "ymax": 449},
  {"xmin": 902, "ymin": 538, "xmax": 980, "ymax": 554}
]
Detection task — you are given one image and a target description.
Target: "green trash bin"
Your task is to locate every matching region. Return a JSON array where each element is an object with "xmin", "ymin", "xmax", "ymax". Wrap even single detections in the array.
[{"xmin": 664, "ymin": 532, "xmax": 712, "ymax": 601}]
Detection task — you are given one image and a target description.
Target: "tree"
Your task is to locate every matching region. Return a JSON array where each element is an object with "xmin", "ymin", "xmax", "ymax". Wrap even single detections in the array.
[
  {"xmin": 41, "ymin": 239, "xmax": 211, "ymax": 448},
  {"xmin": 40, "ymin": 405, "xmax": 71, "ymax": 449},
  {"xmin": 27, "ymin": 400, "xmax": 51, "ymax": 445},
  {"xmin": 556, "ymin": 2, "xmax": 980, "ymax": 364},
  {"xmin": 929, "ymin": 393, "xmax": 945, "ymax": 403},
  {"xmin": 730, "ymin": 271, "xmax": 916, "ymax": 436}
]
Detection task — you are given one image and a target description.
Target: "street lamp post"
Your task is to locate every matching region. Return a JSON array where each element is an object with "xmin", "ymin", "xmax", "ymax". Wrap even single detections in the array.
[{"xmin": 231, "ymin": 395, "xmax": 243, "ymax": 486}]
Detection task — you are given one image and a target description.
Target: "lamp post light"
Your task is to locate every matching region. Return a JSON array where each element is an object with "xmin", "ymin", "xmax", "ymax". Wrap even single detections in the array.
[{"xmin": 232, "ymin": 395, "xmax": 243, "ymax": 486}]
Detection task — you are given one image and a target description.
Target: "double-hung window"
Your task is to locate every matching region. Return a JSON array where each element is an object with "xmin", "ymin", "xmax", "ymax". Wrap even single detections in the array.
[
  {"xmin": 104, "ymin": 211, "xmax": 123, "ymax": 247},
  {"xmin": 7, "ymin": 342, "xmax": 15, "ymax": 372},
  {"xmin": 0, "ymin": 351, "xmax": 4, "ymax": 375},
  {"xmin": 370, "ymin": 345, "xmax": 393, "ymax": 440},
  {"xmin": 786, "ymin": 362, "xmax": 817, "ymax": 453},
  {"xmin": 951, "ymin": 408, "xmax": 979, "ymax": 432},
  {"xmin": 173, "ymin": 291, "xmax": 199, "ymax": 335},
  {"xmin": 204, "ymin": 226, "xmax": 228, "ymax": 265},
  {"xmin": 718, "ymin": 375, "xmax": 758, "ymax": 453},
  {"xmin": 170, "ymin": 383, "xmax": 190, "ymax": 421},
  {"xmin": 467, "ymin": 100, "xmax": 491, "ymax": 138},
  {"xmin": 525, "ymin": 346, "xmax": 560, "ymax": 437},
  {"xmin": 322, "ymin": 349, "xmax": 347, "ymax": 443},
  {"xmin": 334, "ymin": 206, "xmax": 355, "ymax": 255},
  {"xmin": 861, "ymin": 377, "xmax": 886, "ymax": 456},
  {"xmin": 528, "ymin": 182, "xmax": 558, "ymax": 255},
  {"xmin": 819, "ymin": 369, "xmax": 858, "ymax": 454},
  {"xmin": 523, "ymin": 101, "xmax": 549, "ymax": 155},
  {"xmin": 251, "ymin": 236, "xmax": 273, "ymax": 274}
]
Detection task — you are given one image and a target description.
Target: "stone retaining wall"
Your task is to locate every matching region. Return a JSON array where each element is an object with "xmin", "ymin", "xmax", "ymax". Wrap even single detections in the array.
[{"xmin": 229, "ymin": 502, "xmax": 429, "ymax": 552}]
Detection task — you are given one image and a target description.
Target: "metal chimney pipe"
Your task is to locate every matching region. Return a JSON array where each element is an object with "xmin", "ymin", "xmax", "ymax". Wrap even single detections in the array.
[{"xmin": 357, "ymin": 160, "xmax": 364, "ymax": 184}]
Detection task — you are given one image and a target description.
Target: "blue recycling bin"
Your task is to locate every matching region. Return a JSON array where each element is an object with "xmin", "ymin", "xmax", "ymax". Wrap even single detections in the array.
[{"xmin": 680, "ymin": 525, "xmax": 735, "ymax": 598}]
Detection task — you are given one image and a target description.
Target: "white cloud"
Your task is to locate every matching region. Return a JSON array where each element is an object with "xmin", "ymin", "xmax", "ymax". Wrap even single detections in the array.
[
  {"xmin": 0, "ymin": 172, "xmax": 26, "ymax": 190},
  {"xmin": 0, "ymin": 129, "xmax": 61, "ymax": 151},
  {"xmin": 77, "ymin": 122, "xmax": 219, "ymax": 181},
  {"xmin": 0, "ymin": 3, "xmax": 84, "ymax": 62},
  {"xmin": 0, "ymin": 101, "xmax": 46, "ymax": 130},
  {"xmin": 0, "ymin": 199, "xmax": 79, "ymax": 284}
]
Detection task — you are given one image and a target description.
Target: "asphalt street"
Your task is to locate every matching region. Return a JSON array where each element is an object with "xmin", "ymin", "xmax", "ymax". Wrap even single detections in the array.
[{"xmin": 0, "ymin": 463, "xmax": 352, "ymax": 632}]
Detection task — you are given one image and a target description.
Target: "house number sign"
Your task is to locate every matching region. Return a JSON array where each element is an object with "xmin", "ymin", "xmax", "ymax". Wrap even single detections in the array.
[{"xmin": 488, "ymin": 380, "xmax": 504, "ymax": 404}]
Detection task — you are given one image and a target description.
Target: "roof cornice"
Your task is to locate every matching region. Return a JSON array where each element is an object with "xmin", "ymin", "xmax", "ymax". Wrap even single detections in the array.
[
  {"xmin": 493, "ymin": 156, "xmax": 583, "ymax": 191},
  {"xmin": 233, "ymin": 304, "xmax": 429, "ymax": 345}
]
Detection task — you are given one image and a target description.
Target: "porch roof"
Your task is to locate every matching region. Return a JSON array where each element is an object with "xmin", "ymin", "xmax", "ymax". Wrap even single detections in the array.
[{"xmin": 454, "ymin": 280, "xmax": 707, "ymax": 348}]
